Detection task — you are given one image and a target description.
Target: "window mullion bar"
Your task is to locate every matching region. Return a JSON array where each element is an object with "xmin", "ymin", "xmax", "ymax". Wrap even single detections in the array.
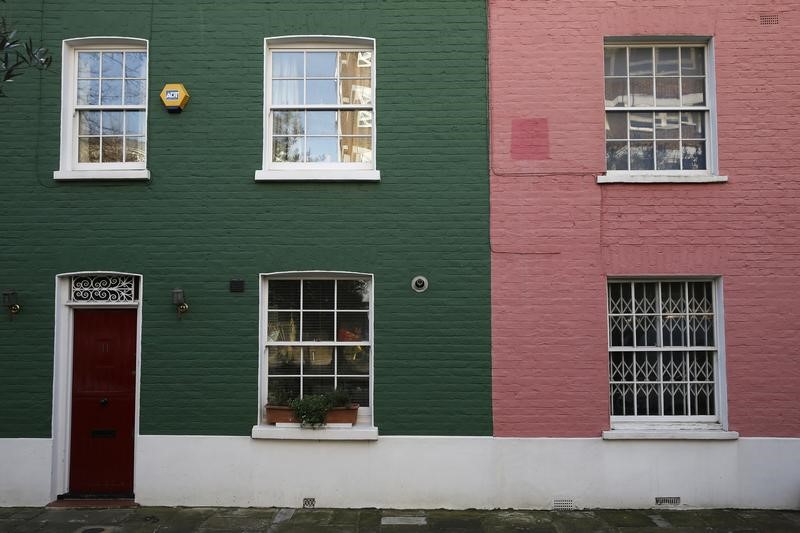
[
  {"xmin": 299, "ymin": 279, "xmax": 304, "ymax": 397},
  {"xmin": 334, "ymin": 280, "xmax": 338, "ymax": 390}
]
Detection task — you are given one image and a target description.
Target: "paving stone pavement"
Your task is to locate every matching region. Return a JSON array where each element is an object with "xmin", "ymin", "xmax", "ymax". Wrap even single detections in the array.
[{"xmin": 0, "ymin": 506, "xmax": 798, "ymax": 532}]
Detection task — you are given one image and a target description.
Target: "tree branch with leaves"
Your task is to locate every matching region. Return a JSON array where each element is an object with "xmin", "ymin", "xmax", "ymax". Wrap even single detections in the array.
[{"xmin": 0, "ymin": 2, "xmax": 51, "ymax": 96}]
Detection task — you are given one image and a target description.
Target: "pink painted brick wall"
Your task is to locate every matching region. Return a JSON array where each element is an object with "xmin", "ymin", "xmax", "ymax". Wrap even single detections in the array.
[{"xmin": 489, "ymin": 0, "xmax": 800, "ymax": 437}]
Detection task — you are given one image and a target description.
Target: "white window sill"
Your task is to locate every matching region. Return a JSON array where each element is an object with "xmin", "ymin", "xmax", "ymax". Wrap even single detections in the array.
[
  {"xmin": 251, "ymin": 424, "xmax": 379, "ymax": 441},
  {"xmin": 604, "ymin": 422, "xmax": 738, "ymax": 440},
  {"xmin": 597, "ymin": 174, "xmax": 728, "ymax": 184},
  {"xmin": 254, "ymin": 169, "xmax": 381, "ymax": 182},
  {"xmin": 54, "ymin": 169, "xmax": 151, "ymax": 181}
]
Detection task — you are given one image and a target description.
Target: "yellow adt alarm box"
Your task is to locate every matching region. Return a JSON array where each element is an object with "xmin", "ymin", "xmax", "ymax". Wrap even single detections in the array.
[{"xmin": 160, "ymin": 83, "xmax": 190, "ymax": 113}]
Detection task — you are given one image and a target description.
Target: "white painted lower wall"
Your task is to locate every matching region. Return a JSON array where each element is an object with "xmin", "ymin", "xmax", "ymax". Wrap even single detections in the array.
[
  {"xmin": 2, "ymin": 436, "xmax": 799, "ymax": 509},
  {"xmin": 134, "ymin": 436, "xmax": 800, "ymax": 510},
  {"xmin": 0, "ymin": 439, "xmax": 53, "ymax": 506}
]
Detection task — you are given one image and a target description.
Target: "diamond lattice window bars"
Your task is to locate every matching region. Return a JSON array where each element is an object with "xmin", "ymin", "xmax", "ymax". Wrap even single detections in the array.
[
  {"xmin": 70, "ymin": 275, "xmax": 137, "ymax": 303},
  {"xmin": 607, "ymin": 280, "xmax": 717, "ymax": 418}
]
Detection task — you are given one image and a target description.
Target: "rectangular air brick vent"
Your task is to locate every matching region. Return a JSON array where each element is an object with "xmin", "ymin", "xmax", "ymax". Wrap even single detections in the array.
[
  {"xmin": 655, "ymin": 496, "xmax": 681, "ymax": 506},
  {"xmin": 552, "ymin": 498, "xmax": 575, "ymax": 511},
  {"xmin": 759, "ymin": 14, "xmax": 779, "ymax": 25},
  {"xmin": 302, "ymin": 497, "xmax": 315, "ymax": 508}
]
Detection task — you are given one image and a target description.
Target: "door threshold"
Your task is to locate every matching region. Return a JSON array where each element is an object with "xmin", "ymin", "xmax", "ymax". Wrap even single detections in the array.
[{"xmin": 48, "ymin": 498, "xmax": 138, "ymax": 509}]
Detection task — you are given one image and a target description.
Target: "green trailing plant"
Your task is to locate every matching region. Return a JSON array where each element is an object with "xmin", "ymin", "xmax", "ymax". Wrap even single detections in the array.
[
  {"xmin": 289, "ymin": 394, "xmax": 332, "ymax": 428},
  {"xmin": 327, "ymin": 388, "xmax": 353, "ymax": 409},
  {"xmin": 0, "ymin": 2, "xmax": 52, "ymax": 96}
]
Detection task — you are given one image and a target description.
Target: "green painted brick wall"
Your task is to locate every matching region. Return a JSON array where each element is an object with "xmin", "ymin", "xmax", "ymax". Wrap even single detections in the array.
[{"xmin": 0, "ymin": 0, "xmax": 490, "ymax": 437}]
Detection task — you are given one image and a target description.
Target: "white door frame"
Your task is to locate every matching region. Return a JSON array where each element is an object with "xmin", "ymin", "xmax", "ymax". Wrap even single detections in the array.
[{"xmin": 50, "ymin": 271, "xmax": 143, "ymax": 499}]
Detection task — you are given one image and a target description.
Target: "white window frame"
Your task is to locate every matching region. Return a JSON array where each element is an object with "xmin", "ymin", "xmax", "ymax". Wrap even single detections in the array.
[
  {"xmin": 598, "ymin": 38, "xmax": 727, "ymax": 184},
  {"xmin": 252, "ymin": 271, "xmax": 378, "ymax": 440},
  {"xmin": 54, "ymin": 37, "xmax": 150, "ymax": 181},
  {"xmin": 255, "ymin": 36, "xmax": 380, "ymax": 182},
  {"xmin": 604, "ymin": 277, "xmax": 736, "ymax": 440}
]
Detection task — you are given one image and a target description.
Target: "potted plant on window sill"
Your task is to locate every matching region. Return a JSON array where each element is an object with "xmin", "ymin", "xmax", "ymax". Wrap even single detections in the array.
[{"xmin": 264, "ymin": 389, "xmax": 359, "ymax": 427}]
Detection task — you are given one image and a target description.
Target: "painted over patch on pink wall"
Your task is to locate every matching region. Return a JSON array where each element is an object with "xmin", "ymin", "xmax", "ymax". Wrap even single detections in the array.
[{"xmin": 489, "ymin": 0, "xmax": 800, "ymax": 437}]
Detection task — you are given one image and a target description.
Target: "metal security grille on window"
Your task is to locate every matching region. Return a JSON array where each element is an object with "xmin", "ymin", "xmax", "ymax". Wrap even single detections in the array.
[
  {"xmin": 604, "ymin": 45, "xmax": 707, "ymax": 172},
  {"xmin": 76, "ymin": 50, "xmax": 147, "ymax": 164},
  {"xmin": 607, "ymin": 281, "xmax": 716, "ymax": 417},
  {"xmin": 270, "ymin": 50, "xmax": 373, "ymax": 164},
  {"xmin": 266, "ymin": 278, "xmax": 370, "ymax": 406},
  {"xmin": 70, "ymin": 275, "xmax": 137, "ymax": 302}
]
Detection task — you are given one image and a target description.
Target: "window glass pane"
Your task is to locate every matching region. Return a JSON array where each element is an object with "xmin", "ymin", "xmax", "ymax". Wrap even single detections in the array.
[
  {"xmin": 78, "ymin": 137, "xmax": 100, "ymax": 162},
  {"xmin": 337, "ymin": 347, "xmax": 370, "ymax": 376},
  {"xmin": 630, "ymin": 77, "xmax": 653, "ymax": 106},
  {"xmin": 77, "ymin": 79, "xmax": 99, "ymax": 105},
  {"xmin": 78, "ymin": 111, "xmax": 100, "ymax": 135},
  {"xmin": 340, "ymin": 79, "xmax": 372, "ymax": 105},
  {"xmin": 340, "ymin": 137, "xmax": 372, "ymax": 163},
  {"xmin": 267, "ymin": 311, "xmax": 300, "ymax": 341},
  {"xmin": 125, "ymin": 136, "xmax": 146, "ymax": 162},
  {"xmin": 269, "ymin": 280, "xmax": 301, "ymax": 309},
  {"xmin": 655, "ymin": 47, "xmax": 679, "ymax": 75},
  {"xmin": 628, "ymin": 47, "xmax": 653, "ymax": 76},
  {"xmin": 302, "ymin": 312, "xmax": 334, "ymax": 341},
  {"xmin": 124, "ymin": 79, "xmax": 146, "ymax": 105},
  {"xmin": 303, "ymin": 347, "xmax": 334, "ymax": 375},
  {"xmin": 101, "ymin": 137, "xmax": 123, "ymax": 162},
  {"xmin": 681, "ymin": 78, "xmax": 705, "ymax": 106},
  {"xmin": 307, "ymin": 111, "xmax": 337, "ymax": 135},
  {"xmin": 272, "ymin": 80, "xmax": 304, "ymax": 105},
  {"xmin": 268, "ymin": 346, "xmax": 301, "ymax": 375},
  {"xmin": 629, "ymin": 113, "xmax": 653, "ymax": 139},
  {"xmin": 307, "ymin": 79, "xmax": 337, "ymax": 104},
  {"xmin": 340, "ymin": 51, "xmax": 372, "ymax": 77},
  {"xmin": 337, "ymin": 312, "xmax": 368, "ymax": 341},
  {"xmin": 101, "ymin": 52, "xmax": 123, "ymax": 78},
  {"xmin": 273, "ymin": 111, "xmax": 304, "ymax": 135},
  {"xmin": 609, "ymin": 315, "xmax": 633, "ymax": 346},
  {"xmin": 303, "ymin": 280, "xmax": 334, "ymax": 309},
  {"xmin": 682, "ymin": 140, "xmax": 706, "ymax": 170},
  {"xmin": 681, "ymin": 112, "xmax": 705, "ymax": 139},
  {"xmin": 655, "ymin": 77, "xmax": 679, "ymax": 106},
  {"xmin": 272, "ymin": 136, "xmax": 304, "ymax": 162},
  {"xmin": 604, "ymin": 47, "xmax": 627, "ymax": 76},
  {"xmin": 125, "ymin": 111, "xmax": 145, "ymax": 135},
  {"xmin": 78, "ymin": 52, "xmax": 100, "ymax": 78},
  {"xmin": 303, "ymin": 377, "xmax": 335, "ymax": 397},
  {"xmin": 272, "ymin": 52, "xmax": 304, "ymax": 77},
  {"xmin": 100, "ymin": 79, "xmax": 123, "ymax": 105},
  {"xmin": 655, "ymin": 112, "xmax": 679, "ymax": 139},
  {"xmin": 606, "ymin": 141, "xmax": 628, "ymax": 170},
  {"xmin": 604, "ymin": 78, "xmax": 627, "ymax": 107},
  {"xmin": 337, "ymin": 280, "xmax": 370, "ymax": 309},
  {"xmin": 306, "ymin": 52, "xmax": 336, "ymax": 77},
  {"xmin": 124, "ymin": 51, "xmax": 147, "ymax": 78},
  {"xmin": 681, "ymin": 47, "xmax": 705, "ymax": 76},
  {"xmin": 634, "ymin": 282, "xmax": 658, "ymax": 313},
  {"xmin": 630, "ymin": 141, "xmax": 654, "ymax": 170},
  {"xmin": 688, "ymin": 282, "xmax": 713, "ymax": 313},
  {"xmin": 102, "ymin": 111, "xmax": 124, "ymax": 135},
  {"xmin": 656, "ymin": 141, "xmax": 680, "ymax": 170},
  {"xmin": 267, "ymin": 377, "xmax": 300, "ymax": 405},
  {"xmin": 337, "ymin": 377, "xmax": 369, "ymax": 406},
  {"xmin": 689, "ymin": 315, "xmax": 715, "ymax": 346},
  {"xmin": 689, "ymin": 382, "xmax": 714, "ymax": 415},
  {"xmin": 340, "ymin": 110, "xmax": 372, "ymax": 135},
  {"xmin": 605, "ymin": 112, "xmax": 627, "ymax": 139},
  {"xmin": 307, "ymin": 137, "xmax": 338, "ymax": 162}
]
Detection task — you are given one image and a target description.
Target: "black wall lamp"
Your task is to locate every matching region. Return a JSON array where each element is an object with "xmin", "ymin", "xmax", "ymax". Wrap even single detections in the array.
[
  {"xmin": 171, "ymin": 288, "xmax": 189, "ymax": 318},
  {"xmin": 2, "ymin": 289, "xmax": 21, "ymax": 320}
]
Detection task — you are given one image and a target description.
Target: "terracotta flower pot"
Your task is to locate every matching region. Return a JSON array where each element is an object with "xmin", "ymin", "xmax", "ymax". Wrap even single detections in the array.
[
  {"xmin": 324, "ymin": 404, "xmax": 360, "ymax": 425},
  {"xmin": 265, "ymin": 405, "xmax": 296, "ymax": 424}
]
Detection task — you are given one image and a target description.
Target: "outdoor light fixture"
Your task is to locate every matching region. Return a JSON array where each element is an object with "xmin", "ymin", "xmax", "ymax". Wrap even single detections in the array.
[
  {"xmin": 2, "ymin": 289, "xmax": 21, "ymax": 320},
  {"xmin": 171, "ymin": 288, "xmax": 189, "ymax": 318}
]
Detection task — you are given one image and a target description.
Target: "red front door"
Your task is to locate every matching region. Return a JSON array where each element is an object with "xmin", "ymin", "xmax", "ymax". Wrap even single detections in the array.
[{"xmin": 69, "ymin": 308, "xmax": 137, "ymax": 497}]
